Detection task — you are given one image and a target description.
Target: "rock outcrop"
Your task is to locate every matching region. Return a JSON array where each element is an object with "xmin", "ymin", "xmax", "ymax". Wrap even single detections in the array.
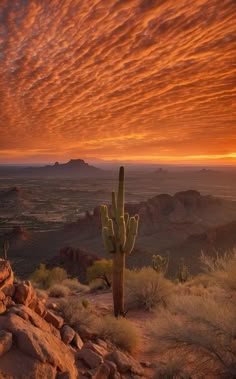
[{"xmin": 0, "ymin": 260, "xmax": 145, "ymax": 379}]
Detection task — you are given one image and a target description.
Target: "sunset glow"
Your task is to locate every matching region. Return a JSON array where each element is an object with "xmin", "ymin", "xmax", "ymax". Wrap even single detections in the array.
[{"xmin": 0, "ymin": 0, "xmax": 235, "ymax": 165}]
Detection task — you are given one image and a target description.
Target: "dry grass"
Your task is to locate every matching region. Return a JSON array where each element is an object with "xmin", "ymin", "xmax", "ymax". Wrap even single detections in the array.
[
  {"xmin": 149, "ymin": 294, "xmax": 236, "ymax": 378},
  {"xmin": 89, "ymin": 278, "xmax": 108, "ymax": 292},
  {"xmin": 153, "ymin": 357, "xmax": 192, "ymax": 379},
  {"xmin": 58, "ymin": 298, "xmax": 140, "ymax": 352},
  {"xmin": 61, "ymin": 278, "xmax": 88, "ymax": 293},
  {"xmin": 201, "ymin": 249, "xmax": 236, "ymax": 293},
  {"xmin": 98, "ymin": 315, "xmax": 141, "ymax": 353},
  {"xmin": 58, "ymin": 297, "xmax": 100, "ymax": 334},
  {"xmin": 125, "ymin": 267, "xmax": 173, "ymax": 310},
  {"xmin": 48, "ymin": 284, "xmax": 70, "ymax": 298},
  {"xmin": 35, "ymin": 288, "xmax": 48, "ymax": 301}
]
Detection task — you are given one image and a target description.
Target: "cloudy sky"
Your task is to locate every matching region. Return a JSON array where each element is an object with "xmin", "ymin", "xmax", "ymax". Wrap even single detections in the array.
[{"xmin": 0, "ymin": 0, "xmax": 235, "ymax": 164}]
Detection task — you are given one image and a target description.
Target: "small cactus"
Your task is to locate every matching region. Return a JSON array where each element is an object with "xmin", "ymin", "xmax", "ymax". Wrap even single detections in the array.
[
  {"xmin": 152, "ymin": 254, "xmax": 169, "ymax": 274},
  {"xmin": 177, "ymin": 258, "xmax": 190, "ymax": 283},
  {"xmin": 100, "ymin": 167, "xmax": 139, "ymax": 317}
]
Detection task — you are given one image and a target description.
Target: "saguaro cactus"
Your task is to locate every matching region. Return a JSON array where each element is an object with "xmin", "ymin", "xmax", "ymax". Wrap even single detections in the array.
[{"xmin": 100, "ymin": 167, "xmax": 139, "ymax": 317}]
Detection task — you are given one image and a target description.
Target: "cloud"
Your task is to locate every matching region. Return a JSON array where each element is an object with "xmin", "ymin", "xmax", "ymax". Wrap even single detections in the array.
[{"xmin": 0, "ymin": 0, "xmax": 235, "ymax": 163}]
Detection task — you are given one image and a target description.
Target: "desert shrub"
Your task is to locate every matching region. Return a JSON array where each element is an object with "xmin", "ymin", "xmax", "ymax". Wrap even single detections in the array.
[
  {"xmin": 30, "ymin": 264, "xmax": 68, "ymax": 289},
  {"xmin": 30, "ymin": 264, "xmax": 50, "ymax": 288},
  {"xmin": 148, "ymin": 294, "xmax": 236, "ymax": 378},
  {"xmin": 87, "ymin": 259, "xmax": 112, "ymax": 288},
  {"xmin": 125, "ymin": 267, "xmax": 173, "ymax": 310},
  {"xmin": 35, "ymin": 288, "xmax": 48, "ymax": 301},
  {"xmin": 201, "ymin": 249, "xmax": 236, "ymax": 292},
  {"xmin": 62, "ymin": 278, "xmax": 88, "ymax": 293},
  {"xmin": 58, "ymin": 298, "xmax": 140, "ymax": 352},
  {"xmin": 98, "ymin": 316, "xmax": 140, "ymax": 353},
  {"xmin": 58, "ymin": 297, "xmax": 100, "ymax": 334},
  {"xmin": 153, "ymin": 358, "xmax": 192, "ymax": 379},
  {"xmin": 48, "ymin": 284, "xmax": 70, "ymax": 298},
  {"xmin": 89, "ymin": 278, "xmax": 107, "ymax": 292}
]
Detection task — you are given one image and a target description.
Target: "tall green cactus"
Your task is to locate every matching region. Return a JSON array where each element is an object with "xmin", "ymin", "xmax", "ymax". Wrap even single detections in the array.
[{"xmin": 100, "ymin": 167, "xmax": 139, "ymax": 317}]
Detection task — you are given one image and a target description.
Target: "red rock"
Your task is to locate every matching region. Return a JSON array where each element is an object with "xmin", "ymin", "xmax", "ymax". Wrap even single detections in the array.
[
  {"xmin": 106, "ymin": 350, "xmax": 144, "ymax": 376},
  {"xmin": 0, "ymin": 259, "xmax": 14, "ymax": 293},
  {"xmin": 73, "ymin": 333, "xmax": 83, "ymax": 350},
  {"xmin": 8, "ymin": 306, "xmax": 29, "ymax": 321},
  {"xmin": 61, "ymin": 325, "xmax": 75, "ymax": 345},
  {"xmin": 13, "ymin": 280, "xmax": 36, "ymax": 307},
  {"xmin": 0, "ymin": 330, "xmax": 12, "ymax": 357},
  {"xmin": 44, "ymin": 310, "xmax": 64, "ymax": 329},
  {"xmin": 34, "ymin": 299, "xmax": 46, "ymax": 317},
  {"xmin": 0, "ymin": 313, "xmax": 76, "ymax": 376},
  {"xmin": 0, "ymin": 347, "xmax": 57, "ymax": 379},
  {"xmin": 8, "ymin": 304, "xmax": 60, "ymax": 339},
  {"xmin": 84, "ymin": 341, "xmax": 108, "ymax": 357},
  {"xmin": 104, "ymin": 360, "xmax": 117, "ymax": 377},
  {"xmin": 93, "ymin": 363, "xmax": 110, "ymax": 379},
  {"xmin": 78, "ymin": 348, "xmax": 103, "ymax": 369}
]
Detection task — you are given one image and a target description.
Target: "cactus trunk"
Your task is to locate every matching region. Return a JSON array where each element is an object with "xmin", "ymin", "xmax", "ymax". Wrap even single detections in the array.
[
  {"xmin": 112, "ymin": 251, "xmax": 125, "ymax": 317},
  {"xmin": 100, "ymin": 167, "xmax": 139, "ymax": 317}
]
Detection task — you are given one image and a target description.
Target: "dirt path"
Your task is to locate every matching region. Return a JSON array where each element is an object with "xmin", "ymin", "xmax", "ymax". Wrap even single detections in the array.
[{"xmin": 80, "ymin": 291, "xmax": 157, "ymax": 378}]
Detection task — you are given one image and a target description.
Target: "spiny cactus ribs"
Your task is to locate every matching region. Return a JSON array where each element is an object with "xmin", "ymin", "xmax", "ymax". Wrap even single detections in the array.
[{"xmin": 100, "ymin": 167, "xmax": 139, "ymax": 317}]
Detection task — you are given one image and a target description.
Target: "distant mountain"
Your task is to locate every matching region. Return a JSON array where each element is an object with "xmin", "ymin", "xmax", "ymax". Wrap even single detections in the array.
[{"xmin": 24, "ymin": 159, "xmax": 102, "ymax": 177}]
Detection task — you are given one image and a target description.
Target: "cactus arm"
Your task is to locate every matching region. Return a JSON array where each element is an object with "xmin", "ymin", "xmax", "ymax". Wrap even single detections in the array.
[
  {"xmin": 102, "ymin": 227, "xmax": 115, "ymax": 253},
  {"xmin": 124, "ymin": 212, "xmax": 129, "ymax": 228},
  {"xmin": 101, "ymin": 205, "xmax": 109, "ymax": 228},
  {"xmin": 108, "ymin": 218, "xmax": 115, "ymax": 237},
  {"xmin": 124, "ymin": 216, "xmax": 139, "ymax": 255}
]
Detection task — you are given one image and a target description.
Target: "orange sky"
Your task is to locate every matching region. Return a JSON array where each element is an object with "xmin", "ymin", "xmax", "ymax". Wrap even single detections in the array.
[{"xmin": 0, "ymin": 0, "xmax": 235, "ymax": 165}]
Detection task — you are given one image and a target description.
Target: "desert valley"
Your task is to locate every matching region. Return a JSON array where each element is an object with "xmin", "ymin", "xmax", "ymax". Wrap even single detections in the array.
[{"xmin": 0, "ymin": 162, "xmax": 236, "ymax": 378}]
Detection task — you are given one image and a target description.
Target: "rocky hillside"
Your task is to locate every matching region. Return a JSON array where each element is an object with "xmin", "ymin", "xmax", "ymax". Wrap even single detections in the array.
[
  {"xmin": 2, "ymin": 190, "xmax": 236, "ymax": 278},
  {"xmin": 67, "ymin": 190, "xmax": 236, "ymax": 246},
  {"xmin": 0, "ymin": 258, "xmax": 146, "ymax": 378}
]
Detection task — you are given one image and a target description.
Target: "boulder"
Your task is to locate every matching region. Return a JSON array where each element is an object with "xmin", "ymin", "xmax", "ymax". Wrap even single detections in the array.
[
  {"xmin": 104, "ymin": 360, "xmax": 117, "ymax": 377},
  {"xmin": 13, "ymin": 280, "xmax": 37, "ymax": 307},
  {"xmin": 78, "ymin": 347, "xmax": 103, "ymax": 369},
  {"xmin": 106, "ymin": 350, "xmax": 144, "ymax": 376},
  {"xmin": 73, "ymin": 333, "xmax": 83, "ymax": 350},
  {"xmin": 92, "ymin": 363, "xmax": 110, "ymax": 379},
  {"xmin": 9, "ymin": 304, "xmax": 60, "ymax": 338},
  {"xmin": 34, "ymin": 298, "xmax": 46, "ymax": 317},
  {"xmin": 44, "ymin": 310, "xmax": 64, "ymax": 329},
  {"xmin": 0, "ymin": 330, "xmax": 12, "ymax": 357},
  {"xmin": 83, "ymin": 341, "xmax": 108, "ymax": 357},
  {"xmin": 61, "ymin": 325, "xmax": 76, "ymax": 344},
  {"xmin": 0, "ymin": 259, "xmax": 14, "ymax": 293},
  {"xmin": 0, "ymin": 347, "xmax": 57, "ymax": 379},
  {"xmin": 0, "ymin": 313, "xmax": 76, "ymax": 377}
]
